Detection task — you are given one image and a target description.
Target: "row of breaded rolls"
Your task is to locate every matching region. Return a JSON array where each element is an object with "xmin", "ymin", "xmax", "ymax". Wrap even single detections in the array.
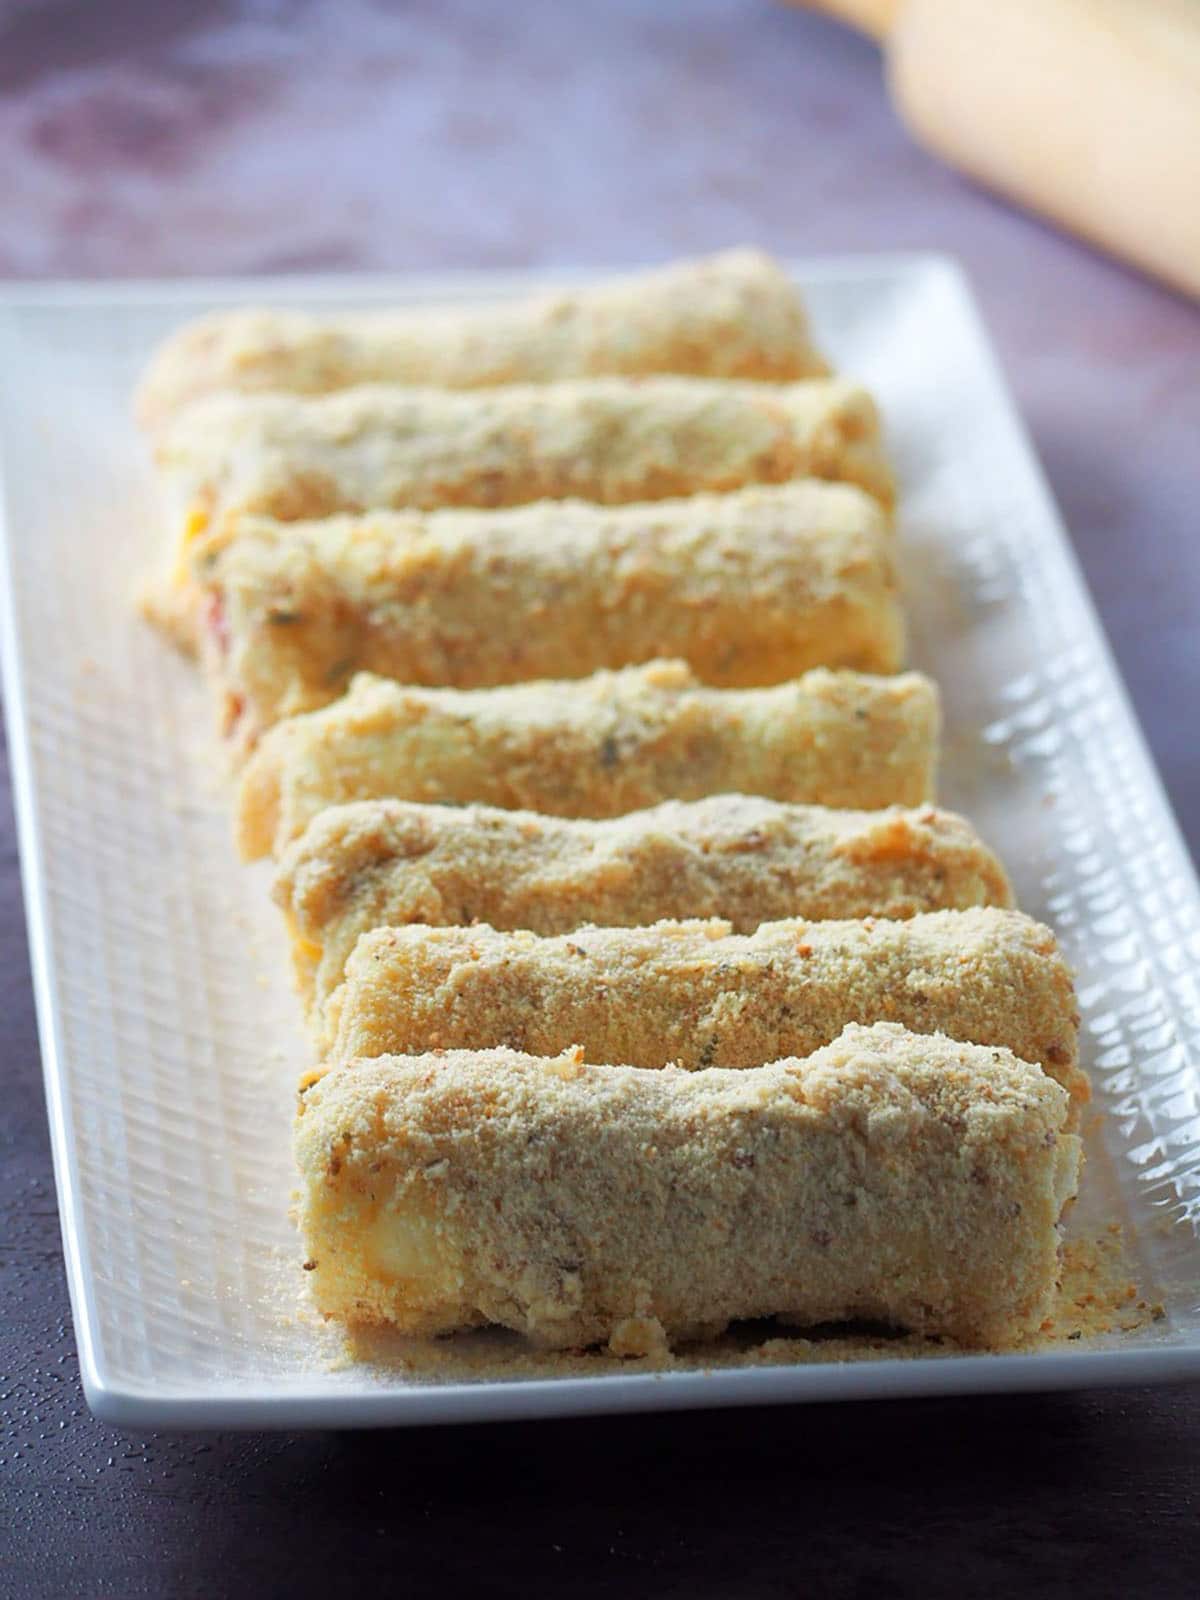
[{"xmin": 140, "ymin": 249, "xmax": 1084, "ymax": 1358}]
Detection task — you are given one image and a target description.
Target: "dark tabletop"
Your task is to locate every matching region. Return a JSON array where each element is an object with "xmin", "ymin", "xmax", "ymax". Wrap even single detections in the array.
[{"xmin": 2, "ymin": 3, "xmax": 1199, "ymax": 1596}]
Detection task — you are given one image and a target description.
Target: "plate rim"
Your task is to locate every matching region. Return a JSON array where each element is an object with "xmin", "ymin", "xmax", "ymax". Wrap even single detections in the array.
[{"xmin": 0, "ymin": 249, "xmax": 950, "ymax": 307}]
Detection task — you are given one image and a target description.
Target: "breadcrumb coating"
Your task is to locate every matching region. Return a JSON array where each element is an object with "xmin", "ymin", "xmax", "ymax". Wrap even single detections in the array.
[
  {"xmin": 135, "ymin": 249, "xmax": 828, "ymax": 429},
  {"xmin": 294, "ymin": 1023, "xmax": 1082, "ymax": 1350},
  {"xmin": 155, "ymin": 374, "xmax": 892, "ymax": 554},
  {"xmin": 196, "ymin": 481, "xmax": 900, "ymax": 747},
  {"xmin": 273, "ymin": 795, "xmax": 1014, "ymax": 1014},
  {"xmin": 322, "ymin": 908, "xmax": 1087, "ymax": 1122},
  {"xmin": 239, "ymin": 661, "xmax": 936, "ymax": 858}
]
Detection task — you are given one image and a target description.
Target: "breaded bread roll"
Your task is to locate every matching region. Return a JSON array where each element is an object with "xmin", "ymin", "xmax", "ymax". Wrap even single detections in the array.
[
  {"xmin": 197, "ymin": 481, "xmax": 899, "ymax": 745},
  {"xmin": 322, "ymin": 909, "xmax": 1086, "ymax": 1121},
  {"xmin": 136, "ymin": 249, "xmax": 828, "ymax": 428},
  {"xmin": 273, "ymin": 797, "xmax": 1013, "ymax": 1013},
  {"xmin": 240, "ymin": 662, "xmax": 935, "ymax": 857},
  {"xmin": 295, "ymin": 1024, "xmax": 1081, "ymax": 1351}
]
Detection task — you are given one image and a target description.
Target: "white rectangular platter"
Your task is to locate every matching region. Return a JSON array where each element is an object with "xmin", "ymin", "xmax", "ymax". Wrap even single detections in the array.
[{"xmin": 3, "ymin": 257, "xmax": 1199, "ymax": 1429}]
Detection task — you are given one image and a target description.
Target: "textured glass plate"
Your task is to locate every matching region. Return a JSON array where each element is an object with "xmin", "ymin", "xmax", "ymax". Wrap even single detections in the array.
[{"xmin": 2, "ymin": 258, "xmax": 1199, "ymax": 1430}]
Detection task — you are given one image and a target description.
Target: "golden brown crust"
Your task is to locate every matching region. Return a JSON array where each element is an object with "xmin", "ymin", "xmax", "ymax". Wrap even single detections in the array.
[
  {"xmin": 273, "ymin": 796, "xmax": 1014, "ymax": 1014},
  {"xmin": 322, "ymin": 909, "xmax": 1087, "ymax": 1121},
  {"xmin": 196, "ymin": 481, "xmax": 900, "ymax": 747},
  {"xmin": 154, "ymin": 375, "xmax": 893, "ymax": 557},
  {"xmin": 238, "ymin": 662, "xmax": 935, "ymax": 859},
  {"xmin": 294, "ymin": 1023, "xmax": 1082, "ymax": 1350},
  {"xmin": 135, "ymin": 249, "xmax": 828, "ymax": 428}
]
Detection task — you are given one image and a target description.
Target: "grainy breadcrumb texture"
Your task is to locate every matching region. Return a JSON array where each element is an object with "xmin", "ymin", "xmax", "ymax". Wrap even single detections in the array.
[
  {"xmin": 197, "ymin": 480, "xmax": 900, "ymax": 746},
  {"xmin": 293, "ymin": 1023, "xmax": 1082, "ymax": 1350},
  {"xmin": 155, "ymin": 373, "xmax": 892, "ymax": 549},
  {"xmin": 239, "ymin": 662, "xmax": 936, "ymax": 859},
  {"xmin": 135, "ymin": 249, "xmax": 828, "ymax": 429},
  {"xmin": 273, "ymin": 795, "xmax": 1014, "ymax": 1014},
  {"xmin": 322, "ymin": 908, "xmax": 1087, "ymax": 1121},
  {"xmin": 339, "ymin": 1231, "xmax": 1155, "ymax": 1378}
]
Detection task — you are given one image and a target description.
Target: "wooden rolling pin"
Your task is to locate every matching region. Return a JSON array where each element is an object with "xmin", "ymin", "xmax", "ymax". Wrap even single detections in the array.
[{"xmin": 801, "ymin": 0, "xmax": 1200, "ymax": 299}]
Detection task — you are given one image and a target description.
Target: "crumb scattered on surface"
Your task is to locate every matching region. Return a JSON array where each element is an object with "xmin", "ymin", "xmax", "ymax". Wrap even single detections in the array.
[{"xmin": 1040, "ymin": 1228, "xmax": 1164, "ymax": 1342}]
